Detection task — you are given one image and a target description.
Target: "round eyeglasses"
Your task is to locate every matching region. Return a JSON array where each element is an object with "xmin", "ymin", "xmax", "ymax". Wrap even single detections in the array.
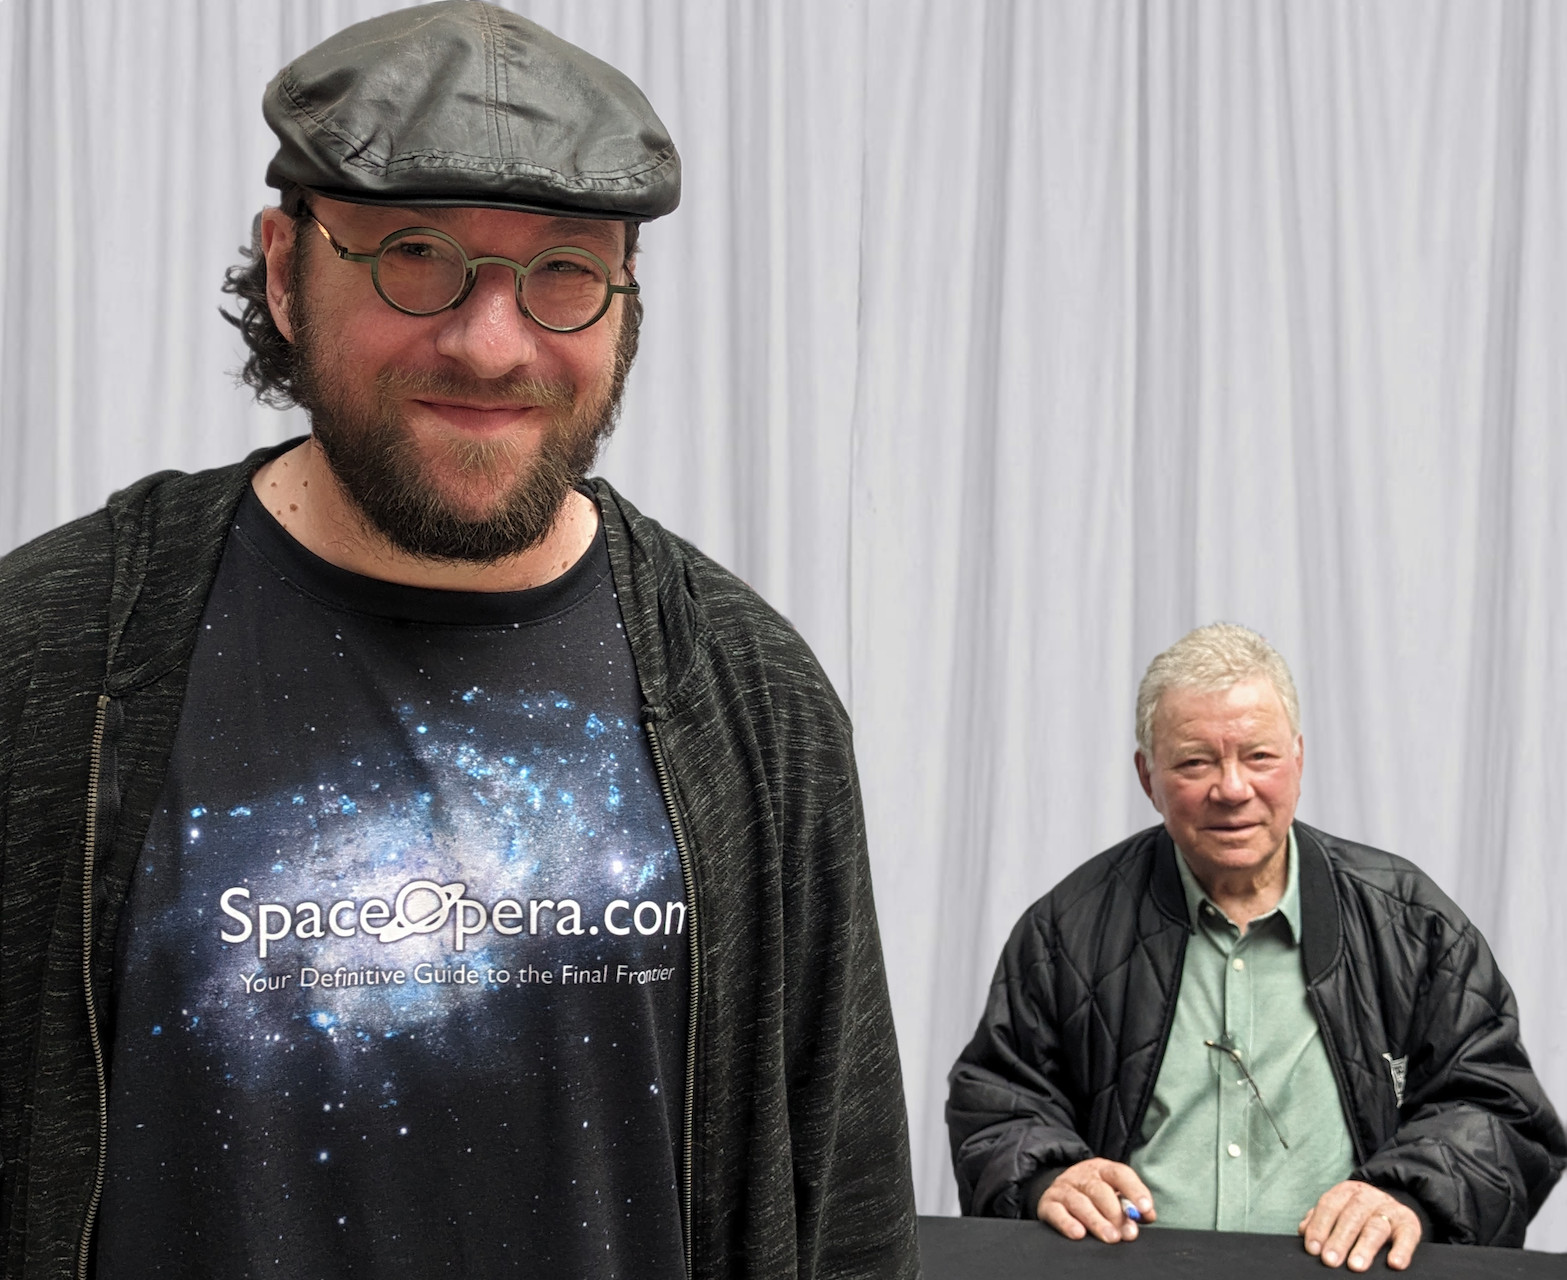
[{"xmin": 307, "ymin": 212, "xmax": 639, "ymax": 333}]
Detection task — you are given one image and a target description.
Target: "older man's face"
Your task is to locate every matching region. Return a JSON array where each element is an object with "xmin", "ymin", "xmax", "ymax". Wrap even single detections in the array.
[{"xmin": 1135, "ymin": 677, "xmax": 1303, "ymax": 881}]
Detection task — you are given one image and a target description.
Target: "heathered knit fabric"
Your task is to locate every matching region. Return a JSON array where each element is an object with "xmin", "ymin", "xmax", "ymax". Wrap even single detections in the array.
[{"xmin": 0, "ymin": 444, "xmax": 918, "ymax": 1278}]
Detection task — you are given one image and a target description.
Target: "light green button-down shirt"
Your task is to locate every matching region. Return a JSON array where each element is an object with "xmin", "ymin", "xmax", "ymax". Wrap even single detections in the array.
[{"xmin": 1131, "ymin": 828, "xmax": 1355, "ymax": 1234}]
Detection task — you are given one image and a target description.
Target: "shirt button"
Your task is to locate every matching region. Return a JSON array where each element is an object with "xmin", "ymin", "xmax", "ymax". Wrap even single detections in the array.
[
  {"xmin": 1232, "ymin": 958, "xmax": 1245, "ymax": 972},
  {"xmin": 1227, "ymin": 1142, "xmax": 1242, "ymax": 1158}
]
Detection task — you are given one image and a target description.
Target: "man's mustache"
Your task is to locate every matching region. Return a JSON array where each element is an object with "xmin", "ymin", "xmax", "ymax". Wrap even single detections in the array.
[{"xmin": 376, "ymin": 368, "xmax": 576, "ymax": 413}]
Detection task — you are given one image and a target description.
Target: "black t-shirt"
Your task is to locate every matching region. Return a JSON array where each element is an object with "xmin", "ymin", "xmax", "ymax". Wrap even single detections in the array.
[{"xmin": 98, "ymin": 488, "xmax": 688, "ymax": 1278}]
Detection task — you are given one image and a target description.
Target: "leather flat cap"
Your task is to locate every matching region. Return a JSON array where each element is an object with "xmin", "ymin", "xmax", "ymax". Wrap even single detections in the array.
[{"xmin": 263, "ymin": 1, "xmax": 679, "ymax": 221}]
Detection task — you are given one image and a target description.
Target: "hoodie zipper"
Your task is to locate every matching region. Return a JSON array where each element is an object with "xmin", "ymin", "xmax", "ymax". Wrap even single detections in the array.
[
  {"xmin": 644, "ymin": 717, "xmax": 700, "ymax": 1280},
  {"xmin": 76, "ymin": 693, "xmax": 112, "ymax": 1280}
]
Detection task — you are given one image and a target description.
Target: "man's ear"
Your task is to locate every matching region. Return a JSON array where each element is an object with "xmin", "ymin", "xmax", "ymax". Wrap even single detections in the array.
[
  {"xmin": 259, "ymin": 208, "xmax": 299, "ymax": 343},
  {"xmin": 1135, "ymin": 750, "xmax": 1156, "ymax": 805}
]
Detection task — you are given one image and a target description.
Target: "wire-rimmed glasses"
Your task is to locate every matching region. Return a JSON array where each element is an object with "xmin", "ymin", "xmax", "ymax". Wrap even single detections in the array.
[
  {"xmin": 306, "ymin": 210, "xmax": 639, "ymax": 333},
  {"xmin": 1204, "ymin": 1033, "xmax": 1290, "ymax": 1149}
]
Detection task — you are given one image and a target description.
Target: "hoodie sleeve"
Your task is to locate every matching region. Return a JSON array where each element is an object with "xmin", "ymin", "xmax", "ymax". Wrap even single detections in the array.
[{"xmin": 780, "ymin": 766, "xmax": 921, "ymax": 1278}]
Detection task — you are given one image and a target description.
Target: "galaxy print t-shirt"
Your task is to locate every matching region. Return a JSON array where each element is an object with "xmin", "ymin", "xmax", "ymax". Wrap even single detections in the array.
[{"xmin": 97, "ymin": 488, "xmax": 688, "ymax": 1278}]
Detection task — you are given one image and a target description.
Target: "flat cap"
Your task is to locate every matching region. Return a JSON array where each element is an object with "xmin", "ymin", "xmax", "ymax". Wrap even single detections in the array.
[{"xmin": 263, "ymin": 1, "xmax": 679, "ymax": 221}]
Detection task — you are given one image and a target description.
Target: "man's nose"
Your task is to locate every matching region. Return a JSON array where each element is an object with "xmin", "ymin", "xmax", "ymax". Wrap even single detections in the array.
[
  {"xmin": 1213, "ymin": 759, "xmax": 1252, "ymax": 802},
  {"xmin": 433, "ymin": 264, "xmax": 539, "ymax": 379}
]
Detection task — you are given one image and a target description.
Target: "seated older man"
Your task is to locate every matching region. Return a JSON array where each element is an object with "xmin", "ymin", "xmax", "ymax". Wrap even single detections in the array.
[{"xmin": 947, "ymin": 623, "xmax": 1565, "ymax": 1270}]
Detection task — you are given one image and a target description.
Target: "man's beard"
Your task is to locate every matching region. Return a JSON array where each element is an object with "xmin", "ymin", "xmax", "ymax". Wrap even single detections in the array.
[{"xmin": 289, "ymin": 300, "xmax": 638, "ymax": 564}]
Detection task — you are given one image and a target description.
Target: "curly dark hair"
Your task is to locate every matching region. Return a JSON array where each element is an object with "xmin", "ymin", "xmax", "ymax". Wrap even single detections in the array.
[
  {"xmin": 219, "ymin": 201, "xmax": 313, "ymax": 408},
  {"xmin": 219, "ymin": 195, "xmax": 644, "ymax": 409}
]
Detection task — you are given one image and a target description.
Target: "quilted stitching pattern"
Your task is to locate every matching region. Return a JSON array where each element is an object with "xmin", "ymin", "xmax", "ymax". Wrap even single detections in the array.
[{"xmin": 946, "ymin": 823, "xmax": 1566, "ymax": 1243}]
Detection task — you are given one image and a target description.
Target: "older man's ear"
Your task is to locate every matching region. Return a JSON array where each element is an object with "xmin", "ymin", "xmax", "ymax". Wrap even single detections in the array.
[{"xmin": 1134, "ymin": 750, "xmax": 1156, "ymax": 804}]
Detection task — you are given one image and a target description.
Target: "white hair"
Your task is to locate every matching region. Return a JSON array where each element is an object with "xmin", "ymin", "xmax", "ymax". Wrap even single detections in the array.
[{"xmin": 1135, "ymin": 622, "xmax": 1301, "ymax": 757}]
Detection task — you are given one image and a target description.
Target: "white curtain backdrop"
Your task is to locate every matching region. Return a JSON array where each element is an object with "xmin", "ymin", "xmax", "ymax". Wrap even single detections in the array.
[{"xmin": 3, "ymin": 0, "xmax": 1564, "ymax": 1250}]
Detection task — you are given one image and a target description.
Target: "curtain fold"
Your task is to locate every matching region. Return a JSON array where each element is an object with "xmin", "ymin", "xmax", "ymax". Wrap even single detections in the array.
[{"xmin": 3, "ymin": 0, "xmax": 1563, "ymax": 1248}]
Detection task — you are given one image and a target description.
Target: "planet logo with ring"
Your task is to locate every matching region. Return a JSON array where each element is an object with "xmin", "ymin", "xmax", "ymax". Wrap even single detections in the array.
[{"xmin": 370, "ymin": 880, "xmax": 468, "ymax": 943}]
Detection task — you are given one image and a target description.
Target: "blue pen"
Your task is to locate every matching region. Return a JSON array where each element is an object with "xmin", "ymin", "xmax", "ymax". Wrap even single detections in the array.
[{"xmin": 1119, "ymin": 1196, "xmax": 1142, "ymax": 1222}]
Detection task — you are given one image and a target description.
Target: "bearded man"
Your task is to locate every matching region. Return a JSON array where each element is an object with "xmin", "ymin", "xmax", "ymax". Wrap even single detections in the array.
[
  {"xmin": 0, "ymin": 6, "xmax": 916, "ymax": 1277},
  {"xmin": 947, "ymin": 623, "xmax": 1563, "ymax": 1271}
]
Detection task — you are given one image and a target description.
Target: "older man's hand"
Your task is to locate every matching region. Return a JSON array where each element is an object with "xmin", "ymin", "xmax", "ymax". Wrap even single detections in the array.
[
  {"xmin": 1036, "ymin": 1158, "xmax": 1156, "ymax": 1244},
  {"xmin": 1299, "ymin": 1180, "xmax": 1421, "ymax": 1270}
]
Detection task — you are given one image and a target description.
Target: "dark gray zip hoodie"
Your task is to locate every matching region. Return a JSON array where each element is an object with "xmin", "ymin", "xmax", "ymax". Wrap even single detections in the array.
[{"xmin": 0, "ymin": 445, "xmax": 919, "ymax": 1278}]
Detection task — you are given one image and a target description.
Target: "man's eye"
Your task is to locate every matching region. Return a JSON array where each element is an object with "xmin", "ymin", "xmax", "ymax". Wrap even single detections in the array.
[
  {"xmin": 542, "ymin": 257, "xmax": 594, "ymax": 275},
  {"xmin": 386, "ymin": 237, "xmax": 464, "ymax": 266}
]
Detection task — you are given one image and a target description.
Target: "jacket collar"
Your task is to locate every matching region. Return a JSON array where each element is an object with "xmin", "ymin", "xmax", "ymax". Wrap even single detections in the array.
[
  {"xmin": 589, "ymin": 476, "xmax": 698, "ymax": 718},
  {"xmin": 102, "ymin": 439, "xmax": 292, "ymax": 695},
  {"xmin": 1294, "ymin": 822, "xmax": 1344, "ymax": 984},
  {"xmin": 1147, "ymin": 820, "xmax": 1343, "ymax": 983},
  {"xmin": 1149, "ymin": 826, "xmax": 1187, "ymax": 925}
]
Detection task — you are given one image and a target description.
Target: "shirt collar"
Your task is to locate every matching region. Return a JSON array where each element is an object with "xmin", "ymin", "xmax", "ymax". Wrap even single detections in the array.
[{"xmin": 1174, "ymin": 825, "xmax": 1302, "ymax": 941}]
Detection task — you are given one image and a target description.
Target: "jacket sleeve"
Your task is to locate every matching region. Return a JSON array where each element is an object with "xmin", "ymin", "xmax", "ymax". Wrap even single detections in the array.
[
  {"xmin": 1354, "ymin": 919, "xmax": 1567, "ymax": 1245},
  {"xmin": 945, "ymin": 906, "xmax": 1095, "ymax": 1218},
  {"xmin": 781, "ymin": 764, "xmax": 921, "ymax": 1280},
  {"xmin": 0, "ymin": 535, "xmax": 62, "ymax": 862},
  {"xmin": 0, "ymin": 509, "xmax": 118, "ymax": 1258},
  {"xmin": 0, "ymin": 564, "xmax": 31, "ymax": 866}
]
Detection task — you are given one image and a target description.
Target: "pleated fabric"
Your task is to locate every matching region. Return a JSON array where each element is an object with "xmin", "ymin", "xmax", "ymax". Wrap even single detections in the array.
[{"xmin": 2, "ymin": 0, "xmax": 1564, "ymax": 1246}]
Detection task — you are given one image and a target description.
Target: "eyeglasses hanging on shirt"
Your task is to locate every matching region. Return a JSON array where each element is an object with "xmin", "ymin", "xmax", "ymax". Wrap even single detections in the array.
[{"xmin": 1204, "ymin": 1033, "xmax": 1290, "ymax": 1149}]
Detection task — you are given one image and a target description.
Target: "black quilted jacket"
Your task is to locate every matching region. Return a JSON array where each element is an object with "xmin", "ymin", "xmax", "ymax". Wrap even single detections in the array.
[
  {"xmin": 946, "ymin": 822, "xmax": 1565, "ymax": 1245},
  {"xmin": 0, "ymin": 445, "xmax": 919, "ymax": 1278}
]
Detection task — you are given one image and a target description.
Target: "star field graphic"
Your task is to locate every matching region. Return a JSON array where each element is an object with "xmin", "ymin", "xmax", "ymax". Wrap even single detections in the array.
[
  {"xmin": 97, "ymin": 494, "xmax": 688, "ymax": 1278},
  {"xmin": 180, "ymin": 691, "xmax": 681, "ymax": 1041}
]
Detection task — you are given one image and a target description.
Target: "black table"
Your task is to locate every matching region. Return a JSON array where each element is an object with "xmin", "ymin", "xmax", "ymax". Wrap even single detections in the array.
[{"xmin": 918, "ymin": 1215, "xmax": 1567, "ymax": 1279}]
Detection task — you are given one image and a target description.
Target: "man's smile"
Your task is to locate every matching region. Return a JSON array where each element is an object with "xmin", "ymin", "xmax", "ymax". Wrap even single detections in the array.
[{"xmin": 411, "ymin": 398, "xmax": 550, "ymax": 433}]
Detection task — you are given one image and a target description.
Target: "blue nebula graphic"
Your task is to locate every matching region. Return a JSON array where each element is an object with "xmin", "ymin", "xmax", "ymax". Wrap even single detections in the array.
[{"xmin": 156, "ymin": 686, "xmax": 681, "ymax": 1065}]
